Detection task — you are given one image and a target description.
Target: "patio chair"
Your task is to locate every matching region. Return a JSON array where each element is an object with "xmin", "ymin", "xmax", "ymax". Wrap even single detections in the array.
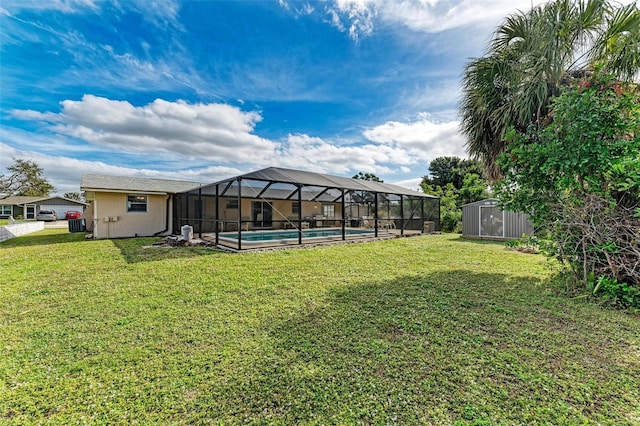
[
  {"xmin": 285, "ymin": 217, "xmax": 310, "ymax": 229},
  {"xmin": 241, "ymin": 216, "xmax": 251, "ymax": 231},
  {"xmin": 378, "ymin": 219, "xmax": 396, "ymax": 230},
  {"xmin": 284, "ymin": 216, "xmax": 297, "ymax": 229}
]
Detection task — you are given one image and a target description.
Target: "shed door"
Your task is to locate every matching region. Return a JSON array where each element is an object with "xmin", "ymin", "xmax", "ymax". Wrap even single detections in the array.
[{"xmin": 480, "ymin": 206, "xmax": 504, "ymax": 237}]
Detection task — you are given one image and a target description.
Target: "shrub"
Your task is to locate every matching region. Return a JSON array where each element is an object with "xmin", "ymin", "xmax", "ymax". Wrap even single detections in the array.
[
  {"xmin": 593, "ymin": 276, "xmax": 640, "ymax": 309},
  {"xmin": 497, "ymin": 73, "xmax": 640, "ymax": 298}
]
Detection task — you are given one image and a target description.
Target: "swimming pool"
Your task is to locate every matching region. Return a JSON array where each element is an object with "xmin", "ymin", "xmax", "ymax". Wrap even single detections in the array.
[{"xmin": 220, "ymin": 228, "xmax": 375, "ymax": 242}]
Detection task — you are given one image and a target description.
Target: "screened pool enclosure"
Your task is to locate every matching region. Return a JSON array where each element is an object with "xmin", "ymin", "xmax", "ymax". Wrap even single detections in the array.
[{"xmin": 173, "ymin": 167, "xmax": 440, "ymax": 250}]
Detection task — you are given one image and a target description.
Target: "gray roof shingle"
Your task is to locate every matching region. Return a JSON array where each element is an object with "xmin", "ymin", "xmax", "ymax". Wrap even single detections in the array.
[
  {"xmin": 81, "ymin": 174, "xmax": 201, "ymax": 194},
  {"xmin": 0, "ymin": 195, "xmax": 87, "ymax": 205}
]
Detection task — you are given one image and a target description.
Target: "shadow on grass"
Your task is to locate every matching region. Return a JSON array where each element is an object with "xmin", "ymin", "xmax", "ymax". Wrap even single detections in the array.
[
  {"xmin": 111, "ymin": 237, "xmax": 227, "ymax": 263},
  {"xmin": 203, "ymin": 270, "xmax": 639, "ymax": 424},
  {"xmin": 0, "ymin": 228, "xmax": 227, "ymax": 263}
]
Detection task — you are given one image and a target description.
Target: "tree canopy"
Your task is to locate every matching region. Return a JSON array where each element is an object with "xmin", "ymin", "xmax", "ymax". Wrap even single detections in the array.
[
  {"xmin": 497, "ymin": 74, "xmax": 639, "ymax": 301},
  {"xmin": 421, "ymin": 156, "xmax": 490, "ymax": 232},
  {"xmin": 0, "ymin": 158, "xmax": 54, "ymax": 197},
  {"xmin": 421, "ymin": 157, "xmax": 484, "ymax": 190},
  {"xmin": 64, "ymin": 192, "xmax": 84, "ymax": 202},
  {"xmin": 460, "ymin": 0, "xmax": 640, "ymax": 179},
  {"xmin": 352, "ymin": 172, "xmax": 383, "ymax": 182}
]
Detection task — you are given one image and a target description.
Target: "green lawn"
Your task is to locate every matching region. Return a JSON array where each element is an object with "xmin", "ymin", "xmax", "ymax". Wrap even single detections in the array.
[
  {"xmin": 0, "ymin": 219, "xmax": 29, "ymax": 226},
  {"xmin": 1, "ymin": 230, "xmax": 639, "ymax": 424}
]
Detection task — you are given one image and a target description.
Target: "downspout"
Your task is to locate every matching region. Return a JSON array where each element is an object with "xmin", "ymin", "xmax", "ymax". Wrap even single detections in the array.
[
  {"xmin": 154, "ymin": 195, "xmax": 171, "ymax": 236},
  {"xmin": 93, "ymin": 198, "xmax": 99, "ymax": 239}
]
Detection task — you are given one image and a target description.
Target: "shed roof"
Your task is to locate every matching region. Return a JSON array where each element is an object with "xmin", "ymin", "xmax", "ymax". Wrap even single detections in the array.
[
  {"xmin": 214, "ymin": 167, "xmax": 434, "ymax": 198},
  {"xmin": 461, "ymin": 198, "xmax": 500, "ymax": 208},
  {"xmin": 81, "ymin": 174, "xmax": 201, "ymax": 194}
]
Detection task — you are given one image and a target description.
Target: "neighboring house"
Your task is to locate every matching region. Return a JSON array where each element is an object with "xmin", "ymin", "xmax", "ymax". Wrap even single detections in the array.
[
  {"xmin": 80, "ymin": 174, "xmax": 200, "ymax": 239},
  {"xmin": 0, "ymin": 195, "xmax": 87, "ymax": 220},
  {"xmin": 461, "ymin": 198, "xmax": 534, "ymax": 240}
]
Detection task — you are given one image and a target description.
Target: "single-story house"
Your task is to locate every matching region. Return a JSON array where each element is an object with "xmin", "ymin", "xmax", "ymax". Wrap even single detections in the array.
[
  {"xmin": 80, "ymin": 174, "xmax": 201, "ymax": 239},
  {"xmin": 82, "ymin": 167, "xmax": 440, "ymax": 250},
  {"xmin": 462, "ymin": 198, "xmax": 534, "ymax": 240},
  {"xmin": 0, "ymin": 195, "xmax": 88, "ymax": 220}
]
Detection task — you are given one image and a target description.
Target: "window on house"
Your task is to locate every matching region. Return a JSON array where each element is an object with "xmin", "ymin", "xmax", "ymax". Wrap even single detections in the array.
[
  {"xmin": 127, "ymin": 195, "xmax": 147, "ymax": 212},
  {"xmin": 292, "ymin": 202, "xmax": 300, "ymax": 214},
  {"xmin": 0, "ymin": 205, "xmax": 12, "ymax": 216},
  {"xmin": 323, "ymin": 204, "xmax": 335, "ymax": 218},
  {"xmin": 226, "ymin": 199, "xmax": 238, "ymax": 209}
]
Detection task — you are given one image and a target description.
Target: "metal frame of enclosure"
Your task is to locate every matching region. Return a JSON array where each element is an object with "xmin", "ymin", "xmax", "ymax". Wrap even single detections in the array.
[{"xmin": 173, "ymin": 167, "xmax": 440, "ymax": 250}]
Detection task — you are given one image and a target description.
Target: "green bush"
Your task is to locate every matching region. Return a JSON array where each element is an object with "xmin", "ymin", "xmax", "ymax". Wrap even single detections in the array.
[
  {"xmin": 593, "ymin": 276, "xmax": 640, "ymax": 309},
  {"xmin": 497, "ymin": 74, "xmax": 640, "ymax": 290},
  {"xmin": 505, "ymin": 234, "xmax": 540, "ymax": 252}
]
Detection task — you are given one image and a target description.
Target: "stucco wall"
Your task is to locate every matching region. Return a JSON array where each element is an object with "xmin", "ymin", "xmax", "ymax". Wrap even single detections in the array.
[
  {"xmin": 0, "ymin": 221, "xmax": 45, "ymax": 242},
  {"xmin": 91, "ymin": 193, "xmax": 171, "ymax": 239}
]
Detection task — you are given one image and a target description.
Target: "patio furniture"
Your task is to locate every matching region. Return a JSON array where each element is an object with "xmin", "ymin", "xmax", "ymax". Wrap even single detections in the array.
[
  {"xmin": 284, "ymin": 216, "xmax": 310, "ymax": 229},
  {"xmin": 361, "ymin": 216, "xmax": 373, "ymax": 228}
]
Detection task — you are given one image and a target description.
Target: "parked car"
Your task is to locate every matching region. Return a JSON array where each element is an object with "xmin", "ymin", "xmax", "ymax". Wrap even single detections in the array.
[
  {"xmin": 37, "ymin": 210, "xmax": 57, "ymax": 222},
  {"xmin": 64, "ymin": 210, "xmax": 82, "ymax": 220}
]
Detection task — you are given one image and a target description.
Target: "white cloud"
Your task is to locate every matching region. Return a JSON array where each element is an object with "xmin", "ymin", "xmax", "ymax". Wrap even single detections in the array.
[
  {"xmin": 275, "ymin": 133, "xmax": 405, "ymax": 176},
  {"xmin": 0, "ymin": 0, "xmax": 99, "ymax": 14},
  {"xmin": 1, "ymin": 0, "xmax": 181, "ymax": 27},
  {"xmin": 328, "ymin": 0, "xmax": 377, "ymax": 40},
  {"xmin": 363, "ymin": 113, "xmax": 466, "ymax": 161},
  {"xmin": 10, "ymin": 95, "xmax": 276, "ymax": 163},
  {"xmin": 390, "ymin": 176, "xmax": 423, "ymax": 192},
  {"xmin": 297, "ymin": 3, "xmax": 315, "ymax": 16},
  {"xmin": 127, "ymin": 0, "xmax": 182, "ymax": 29},
  {"xmin": 326, "ymin": 0, "xmax": 551, "ymax": 40},
  {"xmin": 0, "ymin": 142, "xmax": 241, "ymax": 195},
  {"xmin": 6, "ymin": 97, "xmax": 468, "ymax": 192},
  {"xmin": 277, "ymin": 0, "xmax": 290, "ymax": 10}
]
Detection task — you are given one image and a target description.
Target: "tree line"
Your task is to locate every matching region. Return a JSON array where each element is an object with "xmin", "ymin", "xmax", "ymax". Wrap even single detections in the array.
[
  {"xmin": 0, "ymin": 158, "xmax": 82, "ymax": 201},
  {"xmin": 420, "ymin": 157, "xmax": 489, "ymax": 232}
]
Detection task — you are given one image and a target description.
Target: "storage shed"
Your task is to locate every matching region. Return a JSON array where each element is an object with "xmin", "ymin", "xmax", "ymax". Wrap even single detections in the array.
[{"xmin": 462, "ymin": 198, "xmax": 534, "ymax": 240}]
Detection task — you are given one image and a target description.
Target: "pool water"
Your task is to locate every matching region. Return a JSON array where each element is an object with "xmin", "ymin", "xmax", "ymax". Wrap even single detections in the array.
[{"xmin": 220, "ymin": 228, "xmax": 375, "ymax": 242}]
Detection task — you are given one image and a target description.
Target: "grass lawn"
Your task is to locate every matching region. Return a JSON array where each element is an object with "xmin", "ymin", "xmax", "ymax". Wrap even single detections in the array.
[
  {"xmin": 1, "ymin": 230, "xmax": 639, "ymax": 424},
  {"xmin": 0, "ymin": 219, "xmax": 30, "ymax": 226}
]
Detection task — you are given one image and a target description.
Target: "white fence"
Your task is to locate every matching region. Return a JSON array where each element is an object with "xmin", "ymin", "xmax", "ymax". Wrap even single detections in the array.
[{"xmin": 0, "ymin": 221, "xmax": 45, "ymax": 242}]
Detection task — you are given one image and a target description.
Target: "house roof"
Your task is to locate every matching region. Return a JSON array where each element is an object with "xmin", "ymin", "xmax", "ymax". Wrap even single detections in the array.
[
  {"xmin": 81, "ymin": 174, "xmax": 201, "ymax": 195},
  {"xmin": 212, "ymin": 167, "xmax": 435, "ymax": 198},
  {"xmin": 0, "ymin": 195, "xmax": 87, "ymax": 205},
  {"xmin": 0, "ymin": 196, "xmax": 42, "ymax": 205}
]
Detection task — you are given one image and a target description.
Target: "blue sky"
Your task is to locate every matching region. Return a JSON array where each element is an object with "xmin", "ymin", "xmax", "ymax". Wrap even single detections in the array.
[{"xmin": 1, "ymin": 0, "xmax": 550, "ymax": 195}]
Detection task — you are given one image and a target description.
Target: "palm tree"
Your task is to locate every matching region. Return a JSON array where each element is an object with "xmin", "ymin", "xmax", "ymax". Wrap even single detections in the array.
[{"xmin": 460, "ymin": 0, "xmax": 639, "ymax": 180}]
